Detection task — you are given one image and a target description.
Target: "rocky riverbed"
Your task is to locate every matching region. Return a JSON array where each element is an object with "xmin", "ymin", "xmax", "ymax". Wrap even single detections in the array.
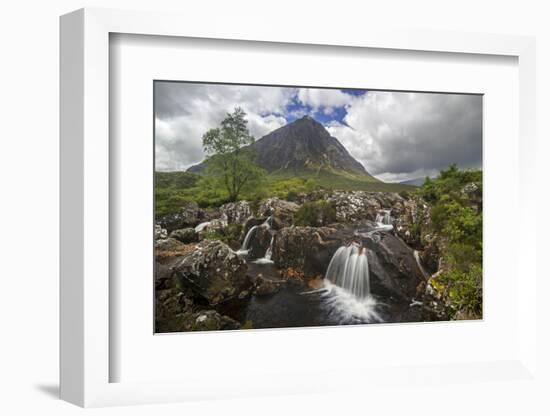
[{"xmin": 154, "ymin": 190, "xmax": 457, "ymax": 333}]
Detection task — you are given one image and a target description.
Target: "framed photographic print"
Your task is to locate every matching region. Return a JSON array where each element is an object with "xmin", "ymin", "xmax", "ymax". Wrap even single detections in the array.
[
  {"xmin": 60, "ymin": 7, "xmax": 538, "ymax": 408},
  {"xmin": 153, "ymin": 81, "xmax": 483, "ymax": 334}
]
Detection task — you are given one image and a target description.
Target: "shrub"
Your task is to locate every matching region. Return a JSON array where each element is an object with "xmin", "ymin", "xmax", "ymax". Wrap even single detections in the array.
[{"xmin": 294, "ymin": 200, "xmax": 336, "ymax": 227}]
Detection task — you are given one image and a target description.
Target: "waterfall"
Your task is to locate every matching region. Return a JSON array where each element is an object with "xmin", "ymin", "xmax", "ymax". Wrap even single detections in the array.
[
  {"xmin": 413, "ymin": 250, "xmax": 429, "ymax": 279},
  {"xmin": 237, "ymin": 216, "xmax": 272, "ymax": 256},
  {"xmin": 253, "ymin": 235, "xmax": 274, "ymax": 264},
  {"xmin": 195, "ymin": 221, "xmax": 211, "ymax": 233},
  {"xmin": 325, "ymin": 243, "xmax": 370, "ymax": 299},
  {"xmin": 375, "ymin": 209, "xmax": 393, "ymax": 231}
]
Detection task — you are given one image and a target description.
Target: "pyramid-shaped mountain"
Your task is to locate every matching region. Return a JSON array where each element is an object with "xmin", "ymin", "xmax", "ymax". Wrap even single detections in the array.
[{"xmin": 188, "ymin": 116, "xmax": 377, "ymax": 181}]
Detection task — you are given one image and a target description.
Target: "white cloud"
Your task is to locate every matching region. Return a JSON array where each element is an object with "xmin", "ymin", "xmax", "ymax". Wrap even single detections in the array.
[
  {"xmin": 155, "ymin": 83, "xmax": 482, "ymax": 180},
  {"xmin": 297, "ymin": 88, "xmax": 351, "ymax": 110},
  {"xmin": 154, "ymin": 83, "xmax": 295, "ymax": 170},
  {"xmin": 327, "ymin": 91, "xmax": 482, "ymax": 179}
]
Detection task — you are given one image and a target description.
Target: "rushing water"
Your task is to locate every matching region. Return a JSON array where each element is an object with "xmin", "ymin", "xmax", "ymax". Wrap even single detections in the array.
[
  {"xmin": 195, "ymin": 221, "xmax": 211, "ymax": 233},
  {"xmin": 253, "ymin": 235, "xmax": 274, "ymax": 264},
  {"xmin": 325, "ymin": 243, "xmax": 370, "ymax": 299},
  {"xmin": 237, "ymin": 216, "xmax": 272, "ymax": 256}
]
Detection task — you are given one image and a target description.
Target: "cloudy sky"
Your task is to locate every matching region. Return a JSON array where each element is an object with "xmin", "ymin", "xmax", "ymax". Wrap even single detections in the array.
[{"xmin": 155, "ymin": 82, "xmax": 482, "ymax": 182}]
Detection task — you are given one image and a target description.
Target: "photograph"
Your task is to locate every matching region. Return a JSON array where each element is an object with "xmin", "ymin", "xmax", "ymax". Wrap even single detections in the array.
[{"xmin": 154, "ymin": 81, "xmax": 483, "ymax": 333}]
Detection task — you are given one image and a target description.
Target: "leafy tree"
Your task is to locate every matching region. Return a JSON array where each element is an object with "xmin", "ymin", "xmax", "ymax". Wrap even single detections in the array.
[{"xmin": 201, "ymin": 108, "xmax": 266, "ymax": 202}]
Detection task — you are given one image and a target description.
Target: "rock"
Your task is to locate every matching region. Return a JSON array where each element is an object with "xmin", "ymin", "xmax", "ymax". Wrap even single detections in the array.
[
  {"xmin": 257, "ymin": 197, "xmax": 300, "ymax": 229},
  {"xmin": 392, "ymin": 195, "xmax": 430, "ymax": 249},
  {"xmin": 363, "ymin": 233, "xmax": 426, "ymax": 301},
  {"xmin": 157, "ymin": 202, "xmax": 221, "ymax": 232},
  {"xmin": 169, "ymin": 228, "xmax": 198, "ymax": 243},
  {"xmin": 272, "ymin": 225, "xmax": 348, "ymax": 277},
  {"xmin": 326, "ymin": 191, "xmax": 382, "ymax": 223},
  {"xmin": 461, "ymin": 182, "xmax": 482, "ymax": 213},
  {"xmin": 157, "ymin": 201, "xmax": 201, "ymax": 232},
  {"xmin": 248, "ymin": 226, "xmax": 274, "ymax": 259},
  {"xmin": 155, "ymin": 224, "xmax": 168, "ymax": 240},
  {"xmin": 172, "ymin": 240, "xmax": 249, "ymax": 305},
  {"xmin": 196, "ymin": 218, "xmax": 227, "ymax": 235},
  {"xmin": 219, "ymin": 201, "xmax": 252, "ymax": 225},
  {"xmin": 155, "ymin": 289, "xmax": 195, "ymax": 332},
  {"xmin": 158, "ymin": 309, "xmax": 240, "ymax": 332},
  {"xmin": 254, "ymin": 275, "xmax": 283, "ymax": 297},
  {"xmin": 180, "ymin": 310, "xmax": 241, "ymax": 331},
  {"xmin": 272, "ymin": 224, "xmax": 425, "ymax": 302}
]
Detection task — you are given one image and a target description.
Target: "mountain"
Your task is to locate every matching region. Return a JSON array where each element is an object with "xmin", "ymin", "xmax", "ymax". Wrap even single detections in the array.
[{"xmin": 188, "ymin": 116, "xmax": 378, "ymax": 182}]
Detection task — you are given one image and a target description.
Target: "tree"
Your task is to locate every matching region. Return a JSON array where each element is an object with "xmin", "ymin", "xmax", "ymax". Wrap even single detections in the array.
[{"xmin": 201, "ymin": 108, "xmax": 265, "ymax": 202}]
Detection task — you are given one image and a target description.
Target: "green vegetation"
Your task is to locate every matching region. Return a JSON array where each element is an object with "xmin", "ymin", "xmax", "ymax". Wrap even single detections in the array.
[
  {"xmin": 294, "ymin": 200, "xmax": 337, "ymax": 227},
  {"xmin": 418, "ymin": 165, "xmax": 482, "ymax": 319},
  {"xmin": 155, "ymin": 169, "xmax": 414, "ymax": 217},
  {"xmin": 201, "ymin": 223, "xmax": 243, "ymax": 246},
  {"xmin": 201, "ymin": 107, "xmax": 266, "ymax": 202}
]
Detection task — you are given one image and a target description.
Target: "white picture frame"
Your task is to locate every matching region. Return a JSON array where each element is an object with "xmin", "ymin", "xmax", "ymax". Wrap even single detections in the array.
[{"xmin": 60, "ymin": 7, "xmax": 538, "ymax": 408}]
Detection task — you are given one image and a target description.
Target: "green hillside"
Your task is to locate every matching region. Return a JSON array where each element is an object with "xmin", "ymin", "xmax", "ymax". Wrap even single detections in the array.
[{"xmin": 155, "ymin": 169, "xmax": 414, "ymax": 217}]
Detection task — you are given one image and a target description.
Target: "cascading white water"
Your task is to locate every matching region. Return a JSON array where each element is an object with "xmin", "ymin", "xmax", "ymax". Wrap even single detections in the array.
[
  {"xmin": 253, "ymin": 235, "xmax": 274, "ymax": 264},
  {"xmin": 375, "ymin": 209, "xmax": 393, "ymax": 231},
  {"xmin": 195, "ymin": 221, "xmax": 211, "ymax": 233},
  {"xmin": 237, "ymin": 216, "xmax": 272, "ymax": 256},
  {"xmin": 325, "ymin": 243, "xmax": 370, "ymax": 299}
]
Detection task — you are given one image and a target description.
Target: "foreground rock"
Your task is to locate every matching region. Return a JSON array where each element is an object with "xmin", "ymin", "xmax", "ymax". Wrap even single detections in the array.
[{"xmin": 172, "ymin": 240, "xmax": 249, "ymax": 305}]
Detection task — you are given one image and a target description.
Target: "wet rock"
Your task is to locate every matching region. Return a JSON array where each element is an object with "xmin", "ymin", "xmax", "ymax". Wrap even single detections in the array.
[
  {"xmin": 392, "ymin": 195, "xmax": 430, "ymax": 249},
  {"xmin": 169, "ymin": 228, "xmax": 199, "ymax": 244},
  {"xmin": 254, "ymin": 275, "xmax": 283, "ymax": 297},
  {"xmin": 272, "ymin": 226, "xmax": 349, "ymax": 277},
  {"xmin": 364, "ymin": 233, "xmax": 426, "ymax": 301},
  {"xmin": 155, "ymin": 224, "xmax": 168, "ymax": 240},
  {"xmin": 257, "ymin": 197, "xmax": 300, "ymax": 229},
  {"xmin": 220, "ymin": 201, "xmax": 252, "ymax": 225},
  {"xmin": 172, "ymin": 240, "xmax": 249, "ymax": 305},
  {"xmin": 248, "ymin": 226, "xmax": 273, "ymax": 259}
]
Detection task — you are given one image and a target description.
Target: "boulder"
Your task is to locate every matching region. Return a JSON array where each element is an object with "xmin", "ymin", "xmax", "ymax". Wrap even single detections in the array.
[
  {"xmin": 326, "ymin": 191, "xmax": 382, "ymax": 223},
  {"xmin": 157, "ymin": 201, "xmax": 201, "ymax": 232},
  {"xmin": 248, "ymin": 226, "xmax": 274, "ymax": 259},
  {"xmin": 272, "ymin": 225, "xmax": 349, "ymax": 277},
  {"xmin": 219, "ymin": 201, "xmax": 252, "ymax": 225},
  {"xmin": 272, "ymin": 224, "xmax": 425, "ymax": 302},
  {"xmin": 157, "ymin": 202, "xmax": 221, "ymax": 233},
  {"xmin": 169, "ymin": 228, "xmax": 198, "ymax": 244},
  {"xmin": 392, "ymin": 196, "xmax": 430, "ymax": 249},
  {"xmin": 155, "ymin": 224, "xmax": 167, "ymax": 240},
  {"xmin": 172, "ymin": 240, "xmax": 249, "ymax": 305},
  {"xmin": 257, "ymin": 197, "xmax": 300, "ymax": 229},
  {"xmin": 363, "ymin": 233, "xmax": 426, "ymax": 301}
]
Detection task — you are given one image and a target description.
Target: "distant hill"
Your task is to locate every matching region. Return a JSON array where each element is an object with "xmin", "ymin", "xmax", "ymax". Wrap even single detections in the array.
[
  {"xmin": 398, "ymin": 177, "xmax": 427, "ymax": 187},
  {"xmin": 188, "ymin": 116, "xmax": 379, "ymax": 183}
]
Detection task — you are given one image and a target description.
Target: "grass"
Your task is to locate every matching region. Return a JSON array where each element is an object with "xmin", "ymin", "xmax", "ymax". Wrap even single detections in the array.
[{"xmin": 155, "ymin": 168, "xmax": 415, "ymax": 217}]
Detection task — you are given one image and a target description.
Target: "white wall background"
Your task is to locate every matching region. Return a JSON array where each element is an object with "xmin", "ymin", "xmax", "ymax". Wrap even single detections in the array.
[{"xmin": 0, "ymin": 0, "xmax": 548, "ymax": 414}]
